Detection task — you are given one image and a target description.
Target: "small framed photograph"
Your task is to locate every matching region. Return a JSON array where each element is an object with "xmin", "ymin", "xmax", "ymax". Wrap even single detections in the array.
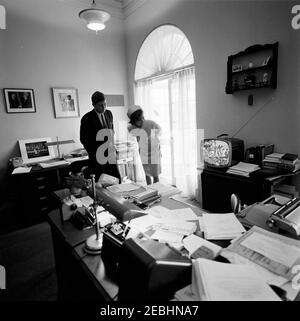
[
  {"xmin": 3, "ymin": 88, "xmax": 36, "ymax": 113},
  {"xmin": 52, "ymin": 87, "xmax": 80, "ymax": 118},
  {"xmin": 232, "ymin": 64, "xmax": 243, "ymax": 73},
  {"xmin": 262, "ymin": 56, "xmax": 271, "ymax": 66},
  {"xmin": 18, "ymin": 137, "xmax": 55, "ymax": 164}
]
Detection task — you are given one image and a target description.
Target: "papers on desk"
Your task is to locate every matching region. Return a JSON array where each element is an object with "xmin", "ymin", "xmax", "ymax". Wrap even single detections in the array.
[
  {"xmin": 148, "ymin": 182, "xmax": 181, "ymax": 198},
  {"xmin": 39, "ymin": 160, "xmax": 69, "ymax": 168},
  {"xmin": 169, "ymin": 194, "xmax": 200, "ymax": 208},
  {"xmin": 221, "ymin": 226, "xmax": 300, "ymax": 281},
  {"xmin": 129, "ymin": 213, "xmax": 160, "ymax": 233},
  {"xmin": 12, "ymin": 166, "xmax": 32, "ymax": 174},
  {"xmin": 146, "ymin": 206, "xmax": 198, "ymax": 221},
  {"xmin": 65, "ymin": 155, "xmax": 88, "ymax": 164},
  {"xmin": 129, "ymin": 205, "xmax": 197, "ymax": 246},
  {"xmin": 108, "ymin": 183, "xmax": 142, "ymax": 193},
  {"xmin": 201, "ymin": 213, "xmax": 246, "ymax": 240},
  {"xmin": 183, "ymin": 234, "xmax": 221, "ymax": 259},
  {"xmin": 154, "ymin": 220, "xmax": 197, "ymax": 236},
  {"xmin": 190, "ymin": 258, "xmax": 281, "ymax": 301},
  {"xmin": 151, "ymin": 230, "xmax": 184, "ymax": 244},
  {"xmin": 227, "ymin": 161, "xmax": 260, "ymax": 177},
  {"xmin": 79, "ymin": 196, "xmax": 94, "ymax": 209}
]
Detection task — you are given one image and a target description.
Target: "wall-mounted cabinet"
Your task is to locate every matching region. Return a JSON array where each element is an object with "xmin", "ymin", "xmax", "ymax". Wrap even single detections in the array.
[{"xmin": 226, "ymin": 42, "xmax": 278, "ymax": 94}]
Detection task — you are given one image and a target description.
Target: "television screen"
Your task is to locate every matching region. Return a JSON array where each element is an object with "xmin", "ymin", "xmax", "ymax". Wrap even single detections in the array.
[{"xmin": 203, "ymin": 139, "xmax": 232, "ymax": 167}]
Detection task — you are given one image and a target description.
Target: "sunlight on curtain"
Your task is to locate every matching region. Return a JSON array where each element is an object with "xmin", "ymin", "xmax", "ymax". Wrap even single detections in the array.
[
  {"xmin": 134, "ymin": 25, "xmax": 197, "ymax": 197},
  {"xmin": 171, "ymin": 68, "xmax": 197, "ymax": 197},
  {"xmin": 135, "ymin": 25, "xmax": 194, "ymax": 81}
]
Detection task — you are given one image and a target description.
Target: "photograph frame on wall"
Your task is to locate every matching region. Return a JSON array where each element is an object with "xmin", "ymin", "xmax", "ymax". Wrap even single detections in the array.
[
  {"xmin": 3, "ymin": 88, "xmax": 36, "ymax": 113},
  {"xmin": 52, "ymin": 87, "xmax": 80, "ymax": 118},
  {"xmin": 18, "ymin": 137, "xmax": 55, "ymax": 164}
]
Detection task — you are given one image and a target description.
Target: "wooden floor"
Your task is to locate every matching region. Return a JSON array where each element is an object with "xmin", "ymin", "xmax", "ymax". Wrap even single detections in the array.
[{"xmin": 0, "ymin": 213, "xmax": 58, "ymax": 301}]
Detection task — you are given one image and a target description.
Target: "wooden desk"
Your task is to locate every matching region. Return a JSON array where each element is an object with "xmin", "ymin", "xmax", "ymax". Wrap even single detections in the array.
[
  {"xmin": 202, "ymin": 168, "xmax": 300, "ymax": 212},
  {"xmin": 47, "ymin": 194, "xmax": 207, "ymax": 301},
  {"xmin": 10, "ymin": 158, "xmax": 89, "ymax": 227}
]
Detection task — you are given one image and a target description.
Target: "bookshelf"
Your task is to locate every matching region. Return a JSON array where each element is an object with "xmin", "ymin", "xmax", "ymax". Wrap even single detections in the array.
[{"xmin": 226, "ymin": 42, "xmax": 278, "ymax": 94}]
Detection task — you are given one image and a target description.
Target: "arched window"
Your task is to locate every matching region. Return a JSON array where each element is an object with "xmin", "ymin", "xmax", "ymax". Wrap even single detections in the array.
[
  {"xmin": 134, "ymin": 25, "xmax": 197, "ymax": 197},
  {"xmin": 135, "ymin": 24, "xmax": 194, "ymax": 81}
]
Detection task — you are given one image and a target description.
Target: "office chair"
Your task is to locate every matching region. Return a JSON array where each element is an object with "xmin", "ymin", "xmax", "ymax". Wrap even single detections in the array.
[{"xmin": 231, "ymin": 193, "xmax": 241, "ymax": 214}]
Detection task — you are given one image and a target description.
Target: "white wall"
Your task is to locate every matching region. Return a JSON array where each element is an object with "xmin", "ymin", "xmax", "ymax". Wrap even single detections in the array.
[
  {"xmin": 124, "ymin": 0, "xmax": 300, "ymax": 190},
  {"xmin": 0, "ymin": 0, "xmax": 128, "ymax": 199}
]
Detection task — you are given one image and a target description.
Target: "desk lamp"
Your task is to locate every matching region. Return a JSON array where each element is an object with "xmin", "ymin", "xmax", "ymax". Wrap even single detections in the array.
[{"xmin": 85, "ymin": 174, "xmax": 103, "ymax": 255}]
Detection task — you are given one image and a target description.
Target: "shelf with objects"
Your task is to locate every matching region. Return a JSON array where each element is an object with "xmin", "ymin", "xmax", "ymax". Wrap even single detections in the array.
[{"xmin": 225, "ymin": 42, "xmax": 278, "ymax": 94}]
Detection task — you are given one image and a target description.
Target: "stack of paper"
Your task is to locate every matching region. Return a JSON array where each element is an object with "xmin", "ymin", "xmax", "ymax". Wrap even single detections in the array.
[
  {"xmin": 148, "ymin": 182, "xmax": 181, "ymax": 198},
  {"xmin": 202, "ymin": 213, "xmax": 246, "ymax": 240},
  {"xmin": 12, "ymin": 166, "xmax": 32, "ymax": 174},
  {"xmin": 221, "ymin": 226, "xmax": 300, "ymax": 294},
  {"xmin": 191, "ymin": 258, "xmax": 281, "ymax": 301},
  {"xmin": 183, "ymin": 234, "xmax": 222, "ymax": 259},
  {"xmin": 39, "ymin": 159, "xmax": 69, "ymax": 168},
  {"xmin": 146, "ymin": 206, "xmax": 198, "ymax": 221},
  {"xmin": 154, "ymin": 220, "xmax": 197, "ymax": 236},
  {"xmin": 107, "ymin": 183, "xmax": 145, "ymax": 197},
  {"xmin": 129, "ymin": 205, "xmax": 198, "ymax": 246},
  {"xmin": 227, "ymin": 161, "xmax": 260, "ymax": 177}
]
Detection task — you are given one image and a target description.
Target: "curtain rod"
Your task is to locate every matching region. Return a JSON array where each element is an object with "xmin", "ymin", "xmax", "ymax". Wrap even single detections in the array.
[{"xmin": 134, "ymin": 64, "xmax": 195, "ymax": 84}]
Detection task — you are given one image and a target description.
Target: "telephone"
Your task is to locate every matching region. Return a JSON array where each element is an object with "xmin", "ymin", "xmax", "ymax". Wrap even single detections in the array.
[{"xmin": 237, "ymin": 194, "xmax": 300, "ymax": 236}]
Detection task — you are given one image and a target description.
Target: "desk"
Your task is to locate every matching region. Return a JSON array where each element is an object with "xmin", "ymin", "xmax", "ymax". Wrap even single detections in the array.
[
  {"xmin": 202, "ymin": 168, "xmax": 300, "ymax": 212},
  {"xmin": 10, "ymin": 158, "xmax": 89, "ymax": 227},
  {"xmin": 47, "ymin": 194, "xmax": 206, "ymax": 301}
]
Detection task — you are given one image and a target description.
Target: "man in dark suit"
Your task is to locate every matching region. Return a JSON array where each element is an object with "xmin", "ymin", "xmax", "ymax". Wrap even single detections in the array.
[{"xmin": 80, "ymin": 91, "xmax": 120, "ymax": 182}]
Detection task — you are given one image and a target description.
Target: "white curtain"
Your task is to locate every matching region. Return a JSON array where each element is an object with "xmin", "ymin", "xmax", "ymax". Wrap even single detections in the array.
[
  {"xmin": 172, "ymin": 68, "xmax": 197, "ymax": 197},
  {"xmin": 134, "ymin": 68, "xmax": 197, "ymax": 197},
  {"xmin": 171, "ymin": 68, "xmax": 197, "ymax": 197},
  {"xmin": 134, "ymin": 79, "xmax": 153, "ymax": 119},
  {"xmin": 134, "ymin": 25, "xmax": 196, "ymax": 197}
]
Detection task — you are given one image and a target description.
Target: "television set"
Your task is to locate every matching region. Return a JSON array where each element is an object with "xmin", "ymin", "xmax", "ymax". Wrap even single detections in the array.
[
  {"xmin": 117, "ymin": 238, "xmax": 192, "ymax": 302},
  {"xmin": 202, "ymin": 136, "xmax": 244, "ymax": 168}
]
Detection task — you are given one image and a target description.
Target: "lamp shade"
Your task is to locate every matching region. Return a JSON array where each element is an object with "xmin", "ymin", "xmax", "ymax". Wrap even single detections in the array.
[
  {"xmin": 0, "ymin": 5, "xmax": 6, "ymax": 30},
  {"xmin": 79, "ymin": 8, "xmax": 110, "ymax": 31}
]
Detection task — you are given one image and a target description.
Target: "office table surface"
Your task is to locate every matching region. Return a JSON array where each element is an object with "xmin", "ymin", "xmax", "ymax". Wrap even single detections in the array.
[{"xmin": 47, "ymin": 195, "xmax": 211, "ymax": 300}]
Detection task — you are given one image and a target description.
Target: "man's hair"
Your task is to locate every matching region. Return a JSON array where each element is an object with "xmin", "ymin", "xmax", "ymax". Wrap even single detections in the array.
[
  {"xmin": 129, "ymin": 109, "xmax": 143, "ymax": 125},
  {"xmin": 92, "ymin": 91, "xmax": 105, "ymax": 105}
]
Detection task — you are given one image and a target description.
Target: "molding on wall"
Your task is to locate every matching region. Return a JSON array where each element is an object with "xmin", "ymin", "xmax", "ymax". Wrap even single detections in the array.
[{"xmin": 122, "ymin": 0, "xmax": 147, "ymax": 18}]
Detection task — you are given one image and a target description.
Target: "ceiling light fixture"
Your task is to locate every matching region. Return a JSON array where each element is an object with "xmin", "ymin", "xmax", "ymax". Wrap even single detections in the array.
[{"xmin": 79, "ymin": 0, "xmax": 110, "ymax": 34}]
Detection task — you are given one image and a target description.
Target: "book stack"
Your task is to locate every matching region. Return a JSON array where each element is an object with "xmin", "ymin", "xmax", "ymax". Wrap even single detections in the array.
[
  {"xmin": 227, "ymin": 161, "xmax": 260, "ymax": 177},
  {"xmin": 201, "ymin": 213, "xmax": 246, "ymax": 240},
  {"xmin": 131, "ymin": 188, "xmax": 160, "ymax": 206},
  {"xmin": 263, "ymin": 153, "xmax": 300, "ymax": 172},
  {"xmin": 184, "ymin": 258, "xmax": 281, "ymax": 301}
]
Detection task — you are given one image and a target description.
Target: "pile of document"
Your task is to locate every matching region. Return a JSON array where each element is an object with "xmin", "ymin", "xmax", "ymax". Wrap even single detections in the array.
[
  {"xmin": 182, "ymin": 234, "xmax": 222, "ymax": 260},
  {"xmin": 39, "ymin": 159, "xmax": 70, "ymax": 168},
  {"xmin": 12, "ymin": 166, "xmax": 32, "ymax": 174},
  {"xmin": 200, "ymin": 213, "xmax": 246, "ymax": 240},
  {"xmin": 148, "ymin": 182, "xmax": 181, "ymax": 198},
  {"xmin": 263, "ymin": 152, "xmax": 300, "ymax": 173},
  {"xmin": 221, "ymin": 226, "xmax": 300, "ymax": 301},
  {"xmin": 175, "ymin": 258, "xmax": 281, "ymax": 301},
  {"xmin": 227, "ymin": 161, "xmax": 260, "ymax": 177},
  {"xmin": 128, "ymin": 205, "xmax": 198, "ymax": 248}
]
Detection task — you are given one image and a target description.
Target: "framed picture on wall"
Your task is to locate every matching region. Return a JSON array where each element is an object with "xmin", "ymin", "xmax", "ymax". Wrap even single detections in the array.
[
  {"xmin": 18, "ymin": 137, "xmax": 55, "ymax": 164},
  {"xmin": 3, "ymin": 88, "xmax": 36, "ymax": 113},
  {"xmin": 52, "ymin": 87, "xmax": 80, "ymax": 118}
]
